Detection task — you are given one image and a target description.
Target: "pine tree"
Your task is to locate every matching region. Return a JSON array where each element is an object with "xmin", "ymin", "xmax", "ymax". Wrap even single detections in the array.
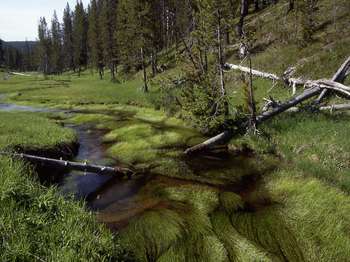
[
  {"xmin": 51, "ymin": 11, "xmax": 63, "ymax": 74},
  {"xmin": 63, "ymin": 3, "xmax": 75, "ymax": 71},
  {"xmin": 87, "ymin": 0, "xmax": 104, "ymax": 79},
  {"xmin": 100, "ymin": 0, "xmax": 118, "ymax": 81},
  {"xmin": 73, "ymin": 1, "xmax": 88, "ymax": 76},
  {"xmin": 38, "ymin": 17, "xmax": 51, "ymax": 74},
  {"xmin": 178, "ymin": 0, "xmax": 234, "ymax": 133}
]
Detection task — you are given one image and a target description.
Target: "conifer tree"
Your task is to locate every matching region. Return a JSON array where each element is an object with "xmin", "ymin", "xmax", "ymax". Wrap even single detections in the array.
[
  {"xmin": 100, "ymin": 0, "xmax": 118, "ymax": 81},
  {"xmin": 38, "ymin": 17, "xmax": 51, "ymax": 74},
  {"xmin": 73, "ymin": 1, "xmax": 88, "ymax": 76},
  {"xmin": 51, "ymin": 11, "xmax": 63, "ymax": 74},
  {"xmin": 87, "ymin": 0, "xmax": 104, "ymax": 79},
  {"xmin": 63, "ymin": 3, "xmax": 75, "ymax": 71}
]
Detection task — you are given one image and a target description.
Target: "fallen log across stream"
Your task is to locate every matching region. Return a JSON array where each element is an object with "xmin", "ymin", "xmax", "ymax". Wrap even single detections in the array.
[
  {"xmin": 185, "ymin": 56, "xmax": 350, "ymax": 155},
  {"xmin": 0, "ymin": 152, "xmax": 134, "ymax": 177}
]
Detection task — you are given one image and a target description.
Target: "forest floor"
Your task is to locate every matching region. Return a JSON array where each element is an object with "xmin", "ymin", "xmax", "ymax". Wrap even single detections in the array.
[{"xmin": 1, "ymin": 0, "xmax": 350, "ymax": 261}]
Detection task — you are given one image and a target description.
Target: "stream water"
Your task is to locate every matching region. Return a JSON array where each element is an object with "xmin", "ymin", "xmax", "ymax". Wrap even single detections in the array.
[
  {"xmin": 1, "ymin": 99, "xmax": 303, "ymax": 261},
  {"xmin": 0, "ymin": 101, "xmax": 118, "ymax": 200}
]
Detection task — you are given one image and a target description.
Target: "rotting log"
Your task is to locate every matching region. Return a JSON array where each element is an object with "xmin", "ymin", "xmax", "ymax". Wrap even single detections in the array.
[
  {"xmin": 0, "ymin": 152, "xmax": 133, "ymax": 177},
  {"xmin": 185, "ymin": 57, "xmax": 350, "ymax": 155}
]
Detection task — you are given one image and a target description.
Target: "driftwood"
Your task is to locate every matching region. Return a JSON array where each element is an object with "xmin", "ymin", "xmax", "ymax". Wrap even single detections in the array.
[
  {"xmin": 0, "ymin": 152, "xmax": 133, "ymax": 177},
  {"xmin": 185, "ymin": 57, "xmax": 350, "ymax": 155}
]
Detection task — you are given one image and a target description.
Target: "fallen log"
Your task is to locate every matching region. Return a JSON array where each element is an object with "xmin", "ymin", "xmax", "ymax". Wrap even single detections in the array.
[
  {"xmin": 9, "ymin": 72, "xmax": 31, "ymax": 77},
  {"xmin": 0, "ymin": 152, "xmax": 133, "ymax": 177},
  {"xmin": 185, "ymin": 57, "xmax": 350, "ymax": 155},
  {"xmin": 225, "ymin": 63, "xmax": 280, "ymax": 81},
  {"xmin": 185, "ymin": 86, "xmax": 322, "ymax": 154},
  {"xmin": 288, "ymin": 103, "xmax": 350, "ymax": 113},
  {"xmin": 315, "ymin": 56, "xmax": 350, "ymax": 103}
]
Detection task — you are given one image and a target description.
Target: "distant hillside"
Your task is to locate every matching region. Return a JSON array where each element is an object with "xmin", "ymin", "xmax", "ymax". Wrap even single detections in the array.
[{"xmin": 4, "ymin": 41, "xmax": 37, "ymax": 51}]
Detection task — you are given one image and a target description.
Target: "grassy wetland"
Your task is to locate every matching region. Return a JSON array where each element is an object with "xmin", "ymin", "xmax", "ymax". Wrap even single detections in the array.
[
  {"xmin": 1, "ymin": 0, "xmax": 350, "ymax": 261},
  {"xmin": 1, "ymin": 64, "xmax": 350, "ymax": 261}
]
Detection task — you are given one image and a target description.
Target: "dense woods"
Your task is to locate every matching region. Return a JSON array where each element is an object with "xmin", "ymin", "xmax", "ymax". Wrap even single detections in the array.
[
  {"xmin": 0, "ymin": 39, "xmax": 36, "ymax": 71},
  {"xmin": 34, "ymin": 0, "xmax": 300, "ymax": 78},
  {"xmin": 0, "ymin": 0, "xmax": 328, "ymax": 134}
]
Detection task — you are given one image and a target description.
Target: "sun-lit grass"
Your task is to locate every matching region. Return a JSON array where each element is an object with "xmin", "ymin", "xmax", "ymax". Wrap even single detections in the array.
[
  {"xmin": 0, "ymin": 0, "xmax": 349, "ymax": 260},
  {"xmin": 266, "ymin": 175, "xmax": 350, "ymax": 261},
  {"xmin": 0, "ymin": 111, "xmax": 129, "ymax": 260},
  {"xmin": 0, "ymin": 111, "xmax": 76, "ymax": 152},
  {"xmin": 1, "ymin": 71, "xmax": 160, "ymax": 108}
]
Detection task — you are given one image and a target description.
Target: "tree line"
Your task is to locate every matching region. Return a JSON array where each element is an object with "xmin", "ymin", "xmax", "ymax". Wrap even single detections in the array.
[{"xmin": 0, "ymin": 39, "xmax": 37, "ymax": 71}]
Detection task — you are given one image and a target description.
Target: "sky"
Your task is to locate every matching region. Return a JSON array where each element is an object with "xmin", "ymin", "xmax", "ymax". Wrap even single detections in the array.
[{"xmin": 0, "ymin": 0, "xmax": 90, "ymax": 41}]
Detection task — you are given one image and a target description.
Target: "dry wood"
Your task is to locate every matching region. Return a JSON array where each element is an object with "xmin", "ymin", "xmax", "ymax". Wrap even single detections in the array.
[
  {"xmin": 9, "ymin": 72, "xmax": 31, "ymax": 77},
  {"xmin": 0, "ymin": 152, "xmax": 133, "ymax": 177},
  {"xmin": 288, "ymin": 103, "xmax": 350, "ymax": 113},
  {"xmin": 315, "ymin": 56, "xmax": 350, "ymax": 103},
  {"xmin": 225, "ymin": 63, "xmax": 280, "ymax": 81},
  {"xmin": 185, "ymin": 57, "xmax": 350, "ymax": 155},
  {"xmin": 185, "ymin": 86, "xmax": 322, "ymax": 154}
]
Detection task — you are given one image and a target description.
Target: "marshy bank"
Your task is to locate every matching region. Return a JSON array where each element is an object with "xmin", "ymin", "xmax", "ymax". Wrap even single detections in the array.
[
  {"xmin": 1, "ymin": 99, "xmax": 348, "ymax": 261},
  {"xmin": 1, "ymin": 72, "xmax": 350, "ymax": 261}
]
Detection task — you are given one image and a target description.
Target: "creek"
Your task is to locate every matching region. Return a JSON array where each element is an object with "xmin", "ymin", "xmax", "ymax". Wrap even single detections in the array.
[{"xmin": 1, "ymin": 99, "xmax": 300, "ymax": 261}]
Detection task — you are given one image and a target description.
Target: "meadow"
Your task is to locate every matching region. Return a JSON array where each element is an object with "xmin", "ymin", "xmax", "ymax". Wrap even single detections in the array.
[{"xmin": 0, "ymin": 0, "xmax": 350, "ymax": 260}]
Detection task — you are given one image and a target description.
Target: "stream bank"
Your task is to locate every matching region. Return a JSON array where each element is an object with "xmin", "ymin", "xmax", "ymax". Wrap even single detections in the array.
[{"xmin": 0, "ymin": 99, "xmax": 309, "ymax": 262}]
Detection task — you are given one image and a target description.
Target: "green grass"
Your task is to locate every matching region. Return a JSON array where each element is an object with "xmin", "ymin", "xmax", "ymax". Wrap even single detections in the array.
[
  {"xmin": 0, "ymin": 0, "xmax": 349, "ymax": 260},
  {"xmin": 1, "ymin": 71, "xmax": 160, "ymax": 108},
  {"xmin": 0, "ymin": 112, "xmax": 130, "ymax": 261},
  {"xmin": 0, "ymin": 111, "xmax": 76, "ymax": 152},
  {"xmin": 0, "ymin": 157, "xmax": 129, "ymax": 261}
]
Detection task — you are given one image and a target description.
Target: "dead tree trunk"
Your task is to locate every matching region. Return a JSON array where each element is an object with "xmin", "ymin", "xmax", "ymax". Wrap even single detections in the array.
[
  {"xmin": 184, "ymin": 86, "xmax": 322, "ymax": 154},
  {"xmin": 1, "ymin": 152, "xmax": 133, "ymax": 177},
  {"xmin": 185, "ymin": 57, "xmax": 350, "ymax": 155},
  {"xmin": 288, "ymin": 103, "xmax": 350, "ymax": 113},
  {"xmin": 217, "ymin": 15, "xmax": 229, "ymax": 115},
  {"xmin": 315, "ymin": 56, "xmax": 350, "ymax": 103},
  {"xmin": 141, "ymin": 47, "xmax": 148, "ymax": 93}
]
